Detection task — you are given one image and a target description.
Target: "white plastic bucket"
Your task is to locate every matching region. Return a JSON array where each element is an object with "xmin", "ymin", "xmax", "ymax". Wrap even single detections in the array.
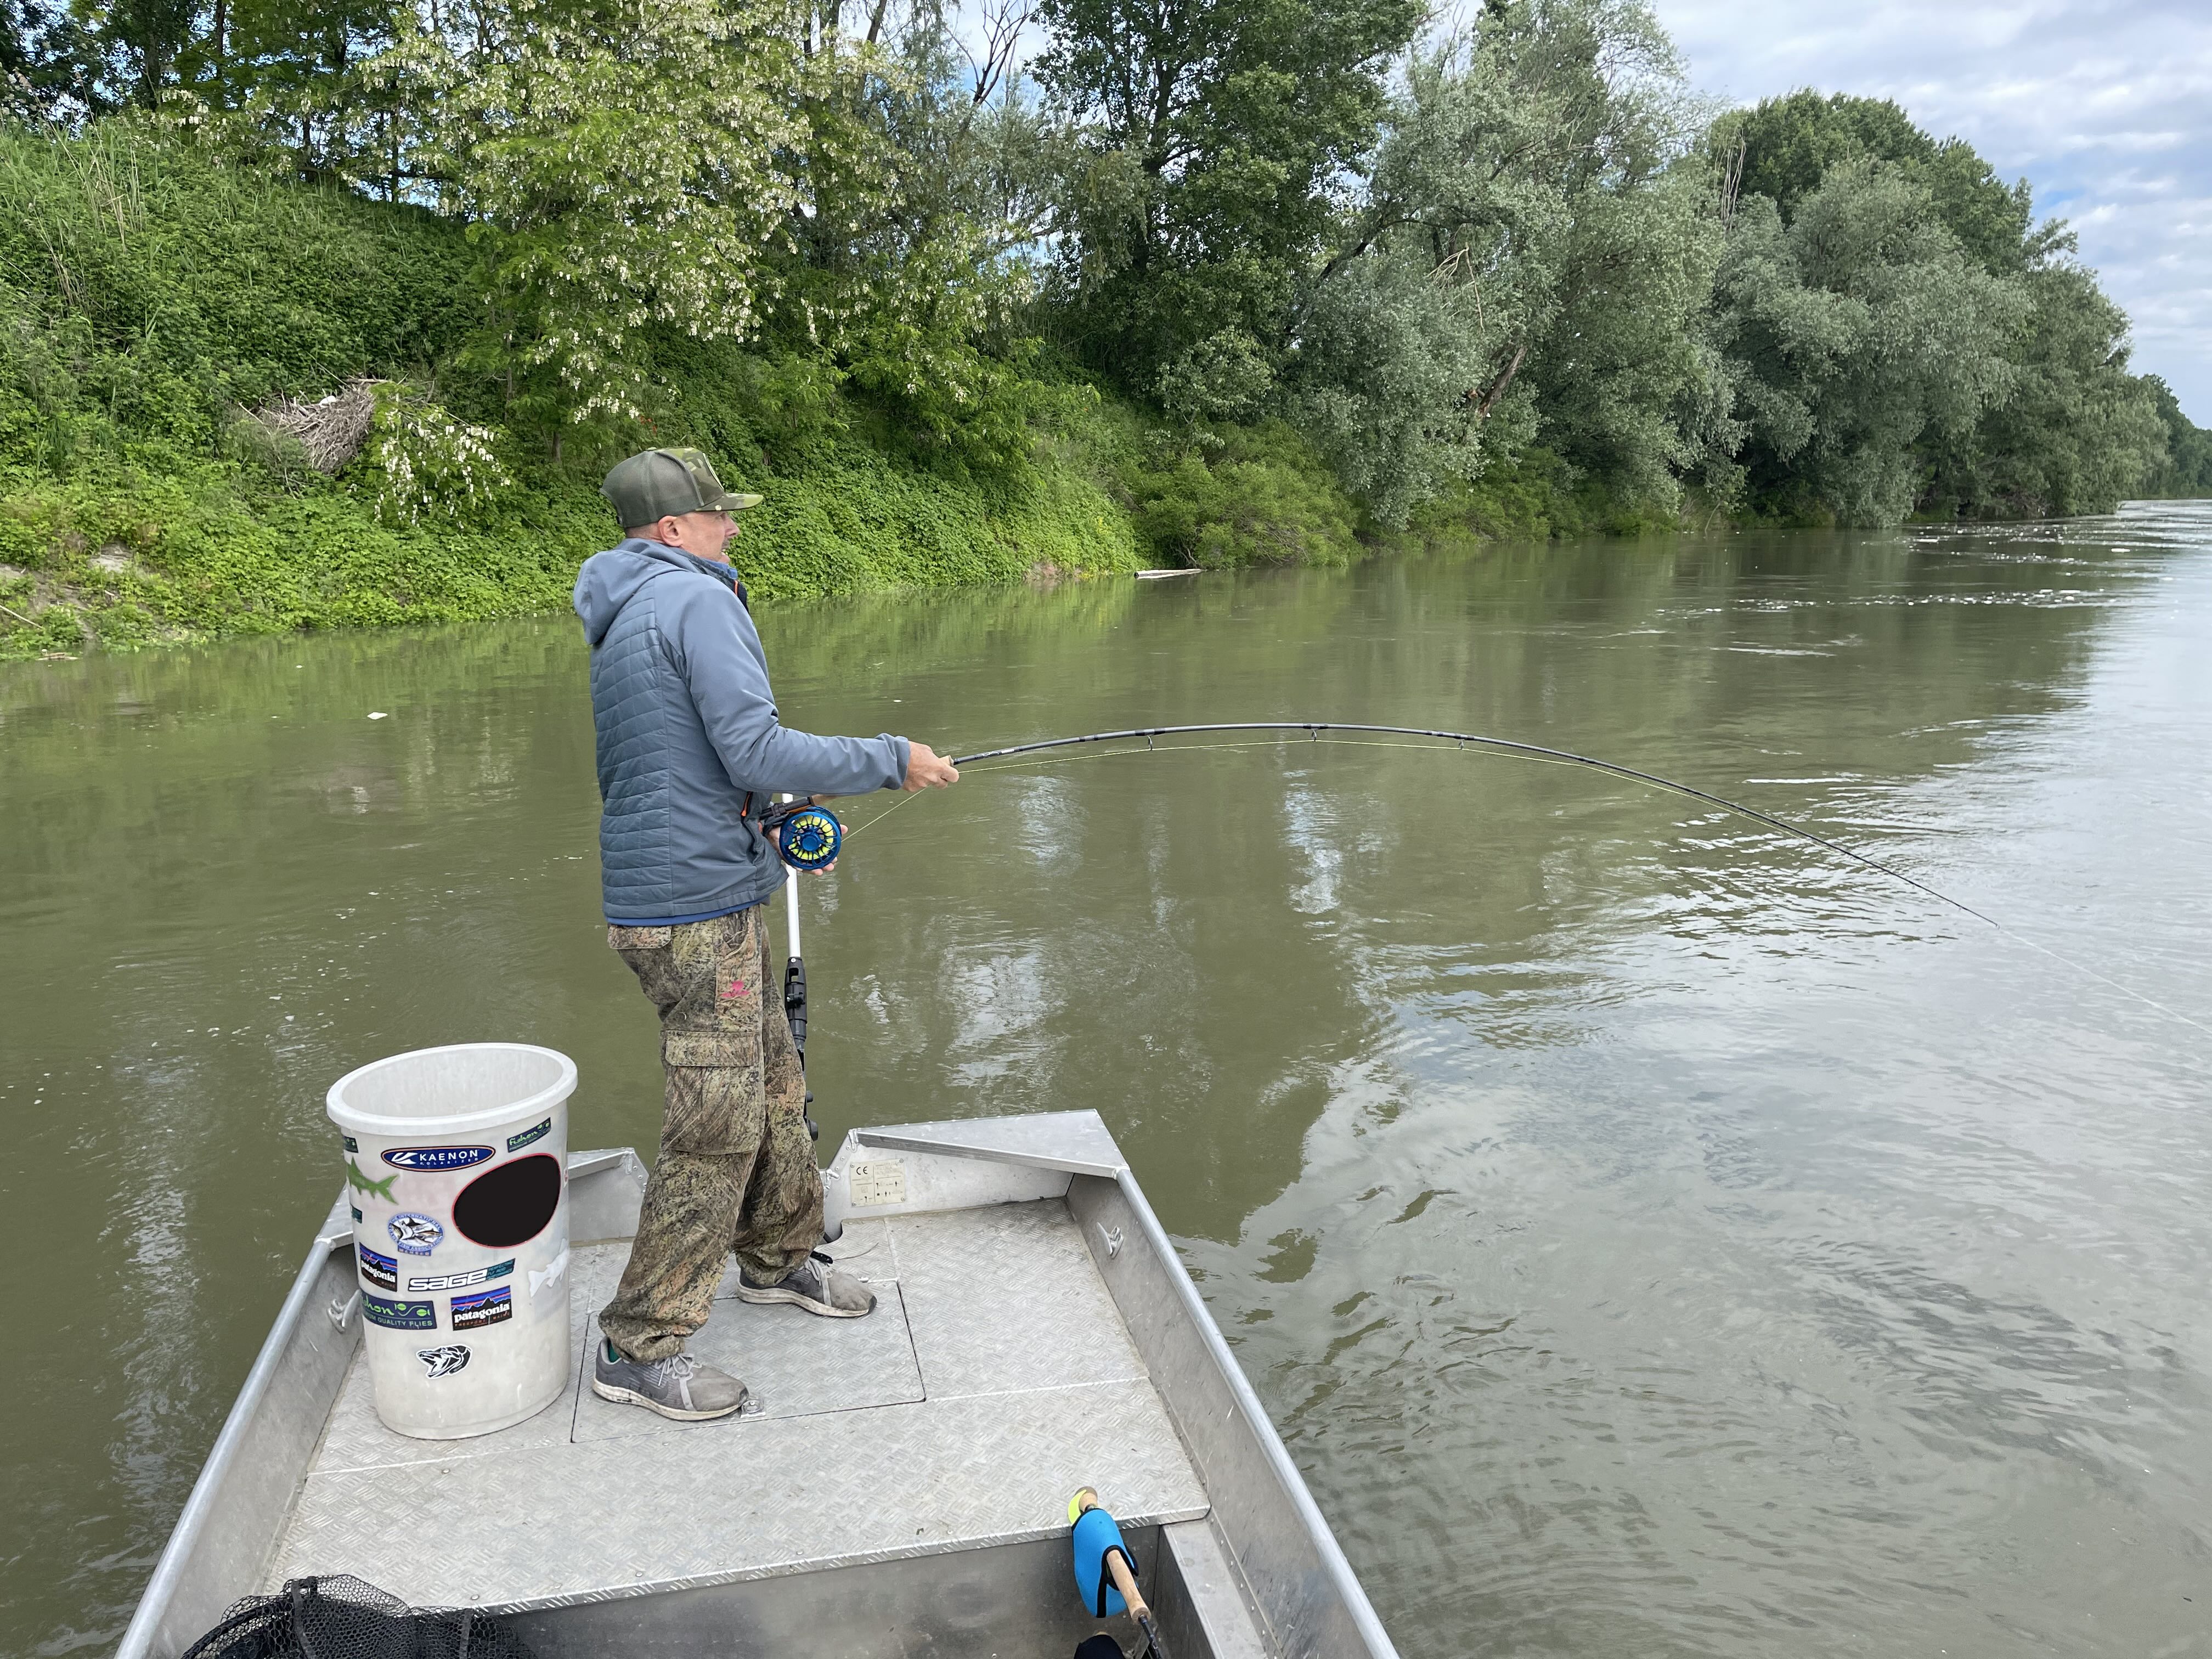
[{"xmin": 326, "ymin": 1043, "xmax": 576, "ymax": 1440}]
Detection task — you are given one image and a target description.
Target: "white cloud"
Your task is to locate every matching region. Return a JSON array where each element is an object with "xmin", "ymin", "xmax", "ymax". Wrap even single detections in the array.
[{"xmin": 1650, "ymin": 0, "xmax": 2212, "ymax": 420}]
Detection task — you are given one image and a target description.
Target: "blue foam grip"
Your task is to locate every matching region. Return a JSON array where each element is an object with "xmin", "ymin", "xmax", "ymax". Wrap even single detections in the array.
[
  {"xmin": 1072, "ymin": 1506, "xmax": 1135, "ymax": 1617},
  {"xmin": 776, "ymin": 806, "xmax": 842, "ymax": 872}
]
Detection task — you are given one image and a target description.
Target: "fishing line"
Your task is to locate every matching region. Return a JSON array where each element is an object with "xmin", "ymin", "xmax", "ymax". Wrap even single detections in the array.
[{"xmin": 831, "ymin": 721, "xmax": 2206, "ymax": 1038}]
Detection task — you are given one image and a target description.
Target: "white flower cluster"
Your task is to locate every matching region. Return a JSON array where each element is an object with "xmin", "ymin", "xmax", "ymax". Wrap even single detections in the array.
[{"xmin": 369, "ymin": 392, "xmax": 515, "ymax": 525}]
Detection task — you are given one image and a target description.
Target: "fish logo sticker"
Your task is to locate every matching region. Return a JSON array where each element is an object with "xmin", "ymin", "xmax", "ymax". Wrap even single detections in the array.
[
  {"xmin": 529, "ymin": 1247, "xmax": 570, "ymax": 1300},
  {"xmin": 507, "ymin": 1118, "xmax": 551, "ymax": 1153},
  {"xmin": 416, "ymin": 1345, "xmax": 470, "ymax": 1379},
  {"xmin": 387, "ymin": 1212, "xmax": 443, "ymax": 1256},
  {"xmin": 382, "ymin": 1146, "xmax": 494, "ymax": 1172},
  {"xmin": 361, "ymin": 1294, "xmax": 436, "ymax": 1331},
  {"xmin": 357, "ymin": 1244, "xmax": 399, "ymax": 1292},
  {"xmin": 450, "ymin": 1287, "xmax": 512, "ymax": 1331},
  {"xmin": 346, "ymin": 1159, "xmax": 397, "ymax": 1201}
]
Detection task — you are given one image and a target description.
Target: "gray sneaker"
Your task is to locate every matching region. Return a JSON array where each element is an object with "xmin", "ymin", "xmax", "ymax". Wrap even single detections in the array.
[
  {"xmin": 591, "ymin": 1338, "xmax": 749, "ymax": 1420},
  {"xmin": 736, "ymin": 1250, "xmax": 875, "ymax": 1318}
]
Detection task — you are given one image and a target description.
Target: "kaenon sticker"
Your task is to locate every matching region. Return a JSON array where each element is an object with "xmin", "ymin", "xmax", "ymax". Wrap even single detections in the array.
[
  {"xmin": 357, "ymin": 1244, "xmax": 399, "ymax": 1292},
  {"xmin": 417, "ymin": 1345, "xmax": 470, "ymax": 1379},
  {"xmin": 507, "ymin": 1117, "xmax": 551, "ymax": 1153},
  {"xmin": 361, "ymin": 1293, "xmax": 436, "ymax": 1331},
  {"xmin": 848, "ymin": 1160, "xmax": 907, "ymax": 1208},
  {"xmin": 450, "ymin": 1286, "xmax": 512, "ymax": 1331},
  {"xmin": 387, "ymin": 1212, "xmax": 443, "ymax": 1255},
  {"xmin": 382, "ymin": 1145, "xmax": 494, "ymax": 1172},
  {"xmin": 408, "ymin": 1259, "xmax": 513, "ymax": 1293}
]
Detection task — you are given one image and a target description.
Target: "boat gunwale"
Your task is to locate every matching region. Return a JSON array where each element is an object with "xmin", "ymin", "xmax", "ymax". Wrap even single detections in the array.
[
  {"xmin": 1105, "ymin": 1164, "xmax": 1397, "ymax": 1659},
  {"xmin": 113, "ymin": 1207, "xmax": 356, "ymax": 1659}
]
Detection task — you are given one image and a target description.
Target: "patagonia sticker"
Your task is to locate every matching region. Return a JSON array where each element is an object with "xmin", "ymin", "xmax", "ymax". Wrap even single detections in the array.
[
  {"xmin": 409, "ymin": 1259, "xmax": 513, "ymax": 1293},
  {"xmin": 361, "ymin": 1294, "xmax": 436, "ymax": 1331},
  {"xmin": 507, "ymin": 1118, "xmax": 551, "ymax": 1153},
  {"xmin": 357, "ymin": 1244, "xmax": 399, "ymax": 1292},
  {"xmin": 417, "ymin": 1345, "xmax": 470, "ymax": 1379},
  {"xmin": 450, "ymin": 1286, "xmax": 512, "ymax": 1331},
  {"xmin": 382, "ymin": 1145, "xmax": 494, "ymax": 1172},
  {"xmin": 387, "ymin": 1212, "xmax": 443, "ymax": 1255}
]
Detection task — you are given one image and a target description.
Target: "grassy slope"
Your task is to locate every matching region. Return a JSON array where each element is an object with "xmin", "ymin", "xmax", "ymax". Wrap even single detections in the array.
[{"xmin": 0, "ymin": 125, "xmax": 1166, "ymax": 661}]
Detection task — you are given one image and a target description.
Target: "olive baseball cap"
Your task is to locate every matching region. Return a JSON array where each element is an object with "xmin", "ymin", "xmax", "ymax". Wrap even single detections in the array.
[{"xmin": 601, "ymin": 447, "xmax": 764, "ymax": 530}]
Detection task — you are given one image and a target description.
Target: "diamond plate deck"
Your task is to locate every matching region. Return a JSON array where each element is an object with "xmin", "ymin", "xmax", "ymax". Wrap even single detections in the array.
[{"xmin": 269, "ymin": 1199, "xmax": 1207, "ymax": 1611}]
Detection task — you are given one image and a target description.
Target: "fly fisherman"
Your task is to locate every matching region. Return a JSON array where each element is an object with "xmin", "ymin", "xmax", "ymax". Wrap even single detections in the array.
[{"xmin": 573, "ymin": 447, "xmax": 959, "ymax": 1420}]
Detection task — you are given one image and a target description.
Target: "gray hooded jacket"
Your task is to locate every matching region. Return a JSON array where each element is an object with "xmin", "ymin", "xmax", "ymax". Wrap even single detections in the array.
[{"xmin": 573, "ymin": 538, "xmax": 910, "ymax": 925}]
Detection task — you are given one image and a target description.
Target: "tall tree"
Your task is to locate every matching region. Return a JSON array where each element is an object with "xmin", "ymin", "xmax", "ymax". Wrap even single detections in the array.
[
  {"xmin": 1285, "ymin": 0, "xmax": 1719, "ymax": 526},
  {"xmin": 1708, "ymin": 158, "xmax": 2025, "ymax": 524},
  {"xmin": 1036, "ymin": 0, "xmax": 1421, "ymax": 398},
  {"xmin": 1718, "ymin": 90, "xmax": 2033, "ymax": 274}
]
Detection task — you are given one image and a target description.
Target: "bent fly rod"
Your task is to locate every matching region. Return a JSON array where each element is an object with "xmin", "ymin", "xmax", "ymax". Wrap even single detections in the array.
[
  {"xmin": 791, "ymin": 720, "xmax": 2207, "ymax": 1041},
  {"xmin": 949, "ymin": 721, "xmax": 1981, "ymax": 922},
  {"xmin": 874, "ymin": 719, "xmax": 2200, "ymax": 1039}
]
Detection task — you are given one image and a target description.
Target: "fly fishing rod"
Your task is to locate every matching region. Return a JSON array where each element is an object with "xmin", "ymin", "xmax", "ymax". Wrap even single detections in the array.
[
  {"xmin": 799, "ymin": 719, "xmax": 2204, "ymax": 1041},
  {"xmin": 947, "ymin": 721, "xmax": 1985, "ymax": 923}
]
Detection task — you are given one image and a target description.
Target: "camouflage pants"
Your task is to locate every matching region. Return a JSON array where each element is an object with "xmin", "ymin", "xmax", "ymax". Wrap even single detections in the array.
[{"xmin": 599, "ymin": 904, "xmax": 822, "ymax": 1361}]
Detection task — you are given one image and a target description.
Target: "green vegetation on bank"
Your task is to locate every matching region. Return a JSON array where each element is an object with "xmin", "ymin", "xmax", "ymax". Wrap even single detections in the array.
[{"xmin": 2, "ymin": 0, "xmax": 2207, "ymax": 658}]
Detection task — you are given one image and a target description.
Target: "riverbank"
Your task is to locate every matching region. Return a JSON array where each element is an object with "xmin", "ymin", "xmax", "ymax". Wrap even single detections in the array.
[
  {"xmin": 7, "ymin": 120, "xmax": 2207, "ymax": 664},
  {"xmin": 0, "ymin": 126, "xmax": 1378, "ymax": 661}
]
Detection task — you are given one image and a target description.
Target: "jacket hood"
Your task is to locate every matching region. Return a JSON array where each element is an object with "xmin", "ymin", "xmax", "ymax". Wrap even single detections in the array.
[{"xmin": 573, "ymin": 539, "xmax": 738, "ymax": 646}]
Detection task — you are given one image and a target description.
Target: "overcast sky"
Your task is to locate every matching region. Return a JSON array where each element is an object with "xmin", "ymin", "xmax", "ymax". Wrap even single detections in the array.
[{"xmin": 1649, "ymin": 0, "xmax": 2212, "ymax": 420}]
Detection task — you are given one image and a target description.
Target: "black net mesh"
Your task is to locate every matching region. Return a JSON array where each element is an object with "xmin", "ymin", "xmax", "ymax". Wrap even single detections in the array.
[{"xmin": 179, "ymin": 1576, "xmax": 539, "ymax": 1659}]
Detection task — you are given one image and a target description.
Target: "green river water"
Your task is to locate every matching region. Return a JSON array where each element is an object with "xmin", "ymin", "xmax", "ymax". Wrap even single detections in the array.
[{"xmin": 4, "ymin": 505, "xmax": 2210, "ymax": 1657}]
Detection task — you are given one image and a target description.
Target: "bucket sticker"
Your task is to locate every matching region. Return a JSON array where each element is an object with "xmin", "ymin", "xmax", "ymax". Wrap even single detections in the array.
[
  {"xmin": 450, "ymin": 1286, "xmax": 512, "ymax": 1331},
  {"xmin": 409, "ymin": 1259, "xmax": 512, "ymax": 1293},
  {"xmin": 351, "ymin": 1206, "xmax": 363, "ymax": 1223},
  {"xmin": 382, "ymin": 1146, "xmax": 494, "ymax": 1172},
  {"xmin": 387, "ymin": 1212, "xmax": 443, "ymax": 1255},
  {"xmin": 453, "ymin": 1153, "xmax": 562, "ymax": 1248},
  {"xmin": 342, "ymin": 1135, "xmax": 358, "ymax": 1152},
  {"xmin": 416, "ymin": 1345, "xmax": 470, "ymax": 1379},
  {"xmin": 507, "ymin": 1118, "xmax": 552, "ymax": 1153},
  {"xmin": 346, "ymin": 1159, "xmax": 397, "ymax": 1201},
  {"xmin": 529, "ymin": 1247, "xmax": 570, "ymax": 1300},
  {"xmin": 361, "ymin": 1293, "xmax": 436, "ymax": 1331},
  {"xmin": 357, "ymin": 1244, "xmax": 399, "ymax": 1292}
]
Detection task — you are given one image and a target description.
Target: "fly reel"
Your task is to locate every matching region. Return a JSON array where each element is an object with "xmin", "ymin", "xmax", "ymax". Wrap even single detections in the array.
[{"xmin": 763, "ymin": 799, "xmax": 842, "ymax": 872}]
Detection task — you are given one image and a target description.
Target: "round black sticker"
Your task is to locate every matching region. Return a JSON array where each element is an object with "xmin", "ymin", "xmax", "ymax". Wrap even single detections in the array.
[{"xmin": 452, "ymin": 1154, "xmax": 561, "ymax": 1248}]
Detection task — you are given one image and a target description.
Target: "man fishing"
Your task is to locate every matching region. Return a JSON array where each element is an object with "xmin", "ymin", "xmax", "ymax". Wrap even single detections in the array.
[{"xmin": 573, "ymin": 447, "xmax": 960, "ymax": 1420}]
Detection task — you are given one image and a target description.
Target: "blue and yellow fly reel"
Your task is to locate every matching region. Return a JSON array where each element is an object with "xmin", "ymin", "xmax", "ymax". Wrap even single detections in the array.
[{"xmin": 771, "ymin": 804, "xmax": 842, "ymax": 872}]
